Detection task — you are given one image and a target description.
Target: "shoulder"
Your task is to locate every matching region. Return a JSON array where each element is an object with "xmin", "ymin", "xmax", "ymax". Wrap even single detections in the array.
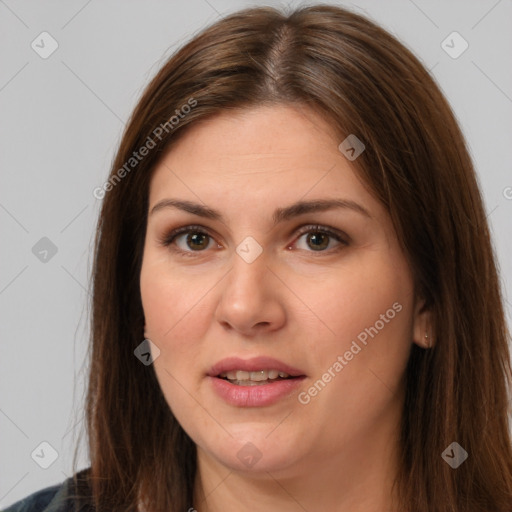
[
  {"xmin": 3, "ymin": 468, "xmax": 93, "ymax": 512},
  {"xmin": 2, "ymin": 483, "xmax": 61, "ymax": 512}
]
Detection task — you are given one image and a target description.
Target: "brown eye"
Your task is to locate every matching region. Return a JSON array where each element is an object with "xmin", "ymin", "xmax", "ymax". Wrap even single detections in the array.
[
  {"xmin": 184, "ymin": 232, "xmax": 210, "ymax": 251},
  {"xmin": 159, "ymin": 225, "xmax": 216, "ymax": 255},
  {"xmin": 160, "ymin": 224, "xmax": 348, "ymax": 258},
  {"xmin": 293, "ymin": 225, "xmax": 349, "ymax": 254},
  {"xmin": 305, "ymin": 232, "xmax": 330, "ymax": 251}
]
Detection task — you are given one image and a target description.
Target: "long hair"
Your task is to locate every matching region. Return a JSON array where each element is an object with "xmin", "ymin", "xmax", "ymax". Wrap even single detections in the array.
[{"xmin": 75, "ymin": 4, "xmax": 512, "ymax": 511}]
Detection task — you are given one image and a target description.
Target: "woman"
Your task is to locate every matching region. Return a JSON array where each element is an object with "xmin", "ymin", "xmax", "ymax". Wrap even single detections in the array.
[{"xmin": 6, "ymin": 4, "xmax": 512, "ymax": 511}]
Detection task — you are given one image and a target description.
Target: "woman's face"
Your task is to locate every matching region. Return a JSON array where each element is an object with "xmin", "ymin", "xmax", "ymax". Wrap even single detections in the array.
[{"xmin": 140, "ymin": 104, "xmax": 428, "ymax": 476}]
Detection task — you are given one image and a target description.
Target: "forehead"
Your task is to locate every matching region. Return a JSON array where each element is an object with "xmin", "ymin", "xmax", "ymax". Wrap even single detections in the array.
[
  {"xmin": 174, "ymin": 104, "xmax": 339, "ymax": 156},
  {"xmin": 147, "ymin": 104, "xmax": 375, "ymax": 214}
]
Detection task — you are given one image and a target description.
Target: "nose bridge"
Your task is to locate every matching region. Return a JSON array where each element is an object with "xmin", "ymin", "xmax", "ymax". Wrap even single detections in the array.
[
  {"xmin": 235, "ymin": 235, "xmax": 265, "ymax": 266},
  {"xmin": 214, "ymin": 235, "xmax": 284, "ymax": 333},
  {"xmin": 227, "ymin": 235, "xmax": 268, "ymax": 296}
]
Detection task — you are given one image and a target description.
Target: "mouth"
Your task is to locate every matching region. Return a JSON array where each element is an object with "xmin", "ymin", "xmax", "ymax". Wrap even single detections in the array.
[
  {"xmin": 207, "ymin": 356, "xmax": 306, "ymax": 404},
  {"xmin": 217, "ymin": 369, "xmax": 299, "ymax": 386},
  {"xmin": 209, "ymin": 356, "xmax": 305, "ymax": 381}
]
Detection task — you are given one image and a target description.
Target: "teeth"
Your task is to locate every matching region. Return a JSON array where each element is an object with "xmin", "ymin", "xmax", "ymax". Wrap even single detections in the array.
[
  {"xmin": 236, "ymin": 370, "xmax": 250, "ymax": 381},
  {"xmin": 218, "ymin": 369, "xmax": 290, "ymax": 381},
  {"xmin": 249, "ymin": 370, "xmax": 267, "ymax": 382}
]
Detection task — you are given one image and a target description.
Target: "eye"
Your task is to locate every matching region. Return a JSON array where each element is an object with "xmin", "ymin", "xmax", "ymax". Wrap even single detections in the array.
[
  {"xmin": 291, "ymin": 224, "xmax": 348, "ymax": 253},
  {"xmin": 158, "ymin": 224, "xmax": 349, "ymax": 257},
  {"xmin": 158, "ymin": 225, "xmax": 218, "ymax": 256}
]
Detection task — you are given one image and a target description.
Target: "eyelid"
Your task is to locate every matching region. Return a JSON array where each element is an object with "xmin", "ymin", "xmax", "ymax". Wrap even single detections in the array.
[
  {"xmin": 157, "ymin": 224, "xmax": 216, "ymax": 249},
  {"xmin": 293, "ymin": 224, "xmax": 349, "ymax": 245},
  {"xmin": 158, "ymin": 223, "xmax": 349, "ymax": 255}
]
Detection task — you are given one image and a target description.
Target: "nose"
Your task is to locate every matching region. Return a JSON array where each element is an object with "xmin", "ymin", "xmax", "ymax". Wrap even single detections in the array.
[{"xmin": 214, "ymin": 246, "xmax": 286, "ymax": 337}]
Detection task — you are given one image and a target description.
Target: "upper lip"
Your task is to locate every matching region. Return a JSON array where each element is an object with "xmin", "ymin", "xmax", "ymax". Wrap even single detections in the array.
[{"xmin": 208, "ymin": 356, "xmax": 306, "ymax": 377}]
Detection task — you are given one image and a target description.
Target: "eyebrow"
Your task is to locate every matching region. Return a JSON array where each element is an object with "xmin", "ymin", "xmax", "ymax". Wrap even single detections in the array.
[{"xmin": 149, "ymin": 198, "xmax": 371, "ymax": 225}]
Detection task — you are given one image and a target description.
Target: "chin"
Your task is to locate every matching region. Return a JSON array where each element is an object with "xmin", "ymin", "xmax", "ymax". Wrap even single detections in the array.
[{"xmin": 201, "ymin": 427, "xmax": 304, "ymax": 474}]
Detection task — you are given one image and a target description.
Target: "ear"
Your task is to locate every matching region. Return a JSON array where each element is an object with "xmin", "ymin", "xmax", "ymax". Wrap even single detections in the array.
[{"xmin": 412, "ymin": 297, "xmax": 433, "ymax": 349}]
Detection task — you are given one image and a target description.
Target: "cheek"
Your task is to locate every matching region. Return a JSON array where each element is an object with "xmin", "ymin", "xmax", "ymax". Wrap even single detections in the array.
[
  {"xmin": 295, "ymin": 252, "xmax": 414, "ymax": 359},
  {"xmin": 295, "ymin": 256, "xmax": 414, "ymax": 425},
  {"xmin": 296, "ymin": 253, "xmax": 414, "ymax": 429},
  {"xmin": 140, "ymin": 254, "xmax": 213, "ymax": 341},
  {"xmin": 140, "ymin": 263, "xmax": 208, "ymax": 420},
  {"xmin": 139, "ymin": 258, "xmax": 216, "ymax": 401}
]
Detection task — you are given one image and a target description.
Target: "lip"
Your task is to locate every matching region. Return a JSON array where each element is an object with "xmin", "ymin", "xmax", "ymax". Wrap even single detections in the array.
[
  {"xmin": 207, "ymin": 356, "xmax": 306, "ymax": 378},
  {"xmin": 207, "ymin": 356, "xmax": 306, "ymax": 407}
]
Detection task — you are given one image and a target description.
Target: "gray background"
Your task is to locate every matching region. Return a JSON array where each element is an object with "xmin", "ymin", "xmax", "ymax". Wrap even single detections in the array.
[{"xmin": 1, "ymin": 0, "xmax": 511, "ymax": 507}]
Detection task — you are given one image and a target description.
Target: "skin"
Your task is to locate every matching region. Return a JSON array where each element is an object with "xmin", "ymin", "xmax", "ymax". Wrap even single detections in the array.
[{"xmin": 139, "ymin": 104, "xmax": 431, "ymax": 511}]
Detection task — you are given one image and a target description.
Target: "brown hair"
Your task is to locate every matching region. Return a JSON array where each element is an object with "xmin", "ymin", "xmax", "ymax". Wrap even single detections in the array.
[{"xmin": 74, "ymin": 4, "xmax": 512, "ymax": 511}]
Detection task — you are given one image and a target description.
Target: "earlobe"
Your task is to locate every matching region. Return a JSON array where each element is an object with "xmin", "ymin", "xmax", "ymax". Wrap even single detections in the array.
[{"xmin": 412, "ymin": 299, "xmax": 434, "ymax": 349}]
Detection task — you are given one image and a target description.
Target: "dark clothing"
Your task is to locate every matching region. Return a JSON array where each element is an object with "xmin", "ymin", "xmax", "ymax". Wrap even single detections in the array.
[{"xmin": 3, "ymin": 469, "xmax": 93, "ymax": 512}]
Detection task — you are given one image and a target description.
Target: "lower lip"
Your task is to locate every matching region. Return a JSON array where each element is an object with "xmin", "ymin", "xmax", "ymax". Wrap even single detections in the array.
[{"xmin": 208, "ymin": 376, "xmax": 306, "ymax": 407}]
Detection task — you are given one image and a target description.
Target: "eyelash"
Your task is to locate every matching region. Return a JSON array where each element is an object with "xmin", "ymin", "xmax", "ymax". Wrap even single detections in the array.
[{"xmin": 158, "ymin": 224, "xmax": 349, "ymax": 258}]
